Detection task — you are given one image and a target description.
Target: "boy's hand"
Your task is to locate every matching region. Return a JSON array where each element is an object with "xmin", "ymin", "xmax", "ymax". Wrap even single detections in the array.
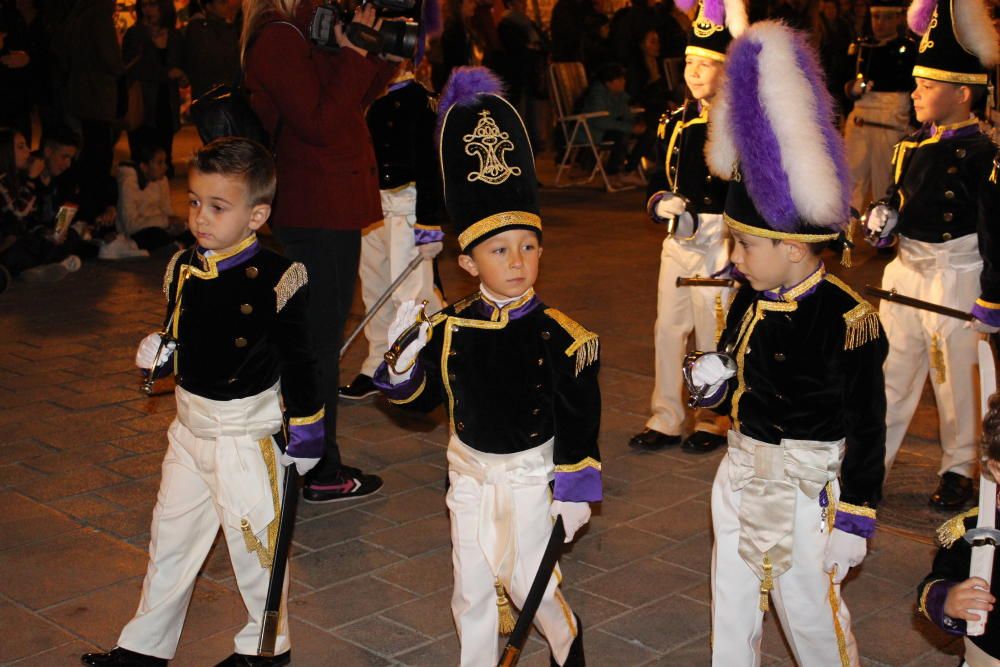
[
  {"xmin": 944, "ymin": 577, "xmax": 995, "ymax": 621},
  {"xmin": 654, "ymin": 192, "xmax": 687, "ymax": 219},
  {"xmin": 387, "ymin": 300, "xmax": 429, "ymax": 383},
  {"xmin": 550, "ymin": 500, "xmax": 591, "ymax": 543},
  {"xmin": 279, "ymin": 452, "xmax": 320, "ymax": 476},
  {"xmin": 822, "ymin": 528, "xmax": 867, "ymax": 584},
  {"xmin": 135, "ymin": 332, "xmax": 176, "ymax": 370},
  {"xmin": 690, "ymin": 353, "xmax": 736, "ymax": 393}
]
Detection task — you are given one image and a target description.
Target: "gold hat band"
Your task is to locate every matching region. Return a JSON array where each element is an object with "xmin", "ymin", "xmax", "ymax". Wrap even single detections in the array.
[{"xmin": 458, "ymin": 211, "xmax": 543, "ymax": 250}]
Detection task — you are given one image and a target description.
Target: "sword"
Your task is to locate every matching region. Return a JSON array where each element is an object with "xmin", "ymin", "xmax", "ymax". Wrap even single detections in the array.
[
  {"xmin": 967, "ymin": 339, "xmax": 999, "ymax": 636},
  {"xmin": 497, "ymin": 516, "xmax": 566, "ymax": 667},
  {"xmin": 340, "ymin": 254, "xmax": 426, "ymax": 360},
  {"xmin": 863, "ymin": 285, "xmax": 974, "ymax": 322},
  {"xmin": 676, "ymin": 276, "xmax": 735, "ymax": 288},
  {"xmin": 258, "ymin": 464, "xmax": 300, "ymax": 656}
]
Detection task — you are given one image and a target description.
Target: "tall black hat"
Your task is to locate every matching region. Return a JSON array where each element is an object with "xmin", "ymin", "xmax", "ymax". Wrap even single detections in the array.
[
  {"xmin": 677, "ymin": 0, "xmax": 749, "ymax": 62},
  {"xmin": 908, "ymin": 0, "xmax": 999, "ymax": 85},
  {"xmin": 437, "ymin": 67, "xmax": 540, "ymax": 253},
  {"xmin": 869, "ymin": 0, "xmax": 906, "ymax": 13}
]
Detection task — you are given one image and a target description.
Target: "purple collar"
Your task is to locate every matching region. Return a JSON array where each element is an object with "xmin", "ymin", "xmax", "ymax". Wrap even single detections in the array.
[
  {"xmin": 475, "ymin": 289, "xmax": 541, "ymax": 321},
  {"xmin": 926, "ymin": 117, "xmax": 981, "ymax": 142},
  {"xmin": 762, "ymin": 263, "xmax": 825, "ymax": 303},
  {"xmin": 195, "ymin": 234, "xmax": 261, "ymax": 274}
]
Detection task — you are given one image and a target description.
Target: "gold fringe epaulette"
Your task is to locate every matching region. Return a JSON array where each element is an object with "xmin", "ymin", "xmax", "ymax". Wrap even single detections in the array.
[
  {"xmin": 544, "ymin": 308, "xmax": 599, "ymax": 376},
  {"xmin": 162, "ymin": 248, "xmax": 186, "ymax": 297},
  {"xmin": 275, "ymin": 262, "xmax": 308, "ymax": 313},
  {"xmin": 452, "ymin": 291, "xmax": 482, "ymax": 315},
  {"xmin": 936, "ymin": 507, "xmax": 979, "ymax": 548},
  {"xmin": 825, "ymin": 275, "xmax": 882, "ymax": 350},
  {"xmin": 714, "ymin": 294, "xmax": 725, "ymax": 344}
]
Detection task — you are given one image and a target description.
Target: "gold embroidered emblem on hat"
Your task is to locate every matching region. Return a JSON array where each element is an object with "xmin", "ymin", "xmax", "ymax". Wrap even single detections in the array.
[
  {"xmin": 464, "ymin": 110, "xmax": 522, "ymax": 185},
  {"xmin": 919, "ymin": 8, "xmax": 937, "ymax": 53},
  {"xmin": 692, "ymin": 0, "xmax": 724, "ymax": 39}
]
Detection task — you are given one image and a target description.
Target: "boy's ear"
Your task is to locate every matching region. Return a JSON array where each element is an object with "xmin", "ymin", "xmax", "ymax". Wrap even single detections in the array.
[
  {"xmin": 457, "ymin": 253, "xmax": 479, "ymax": 277},
  {"xmin": 248, "ymin": 204, "xmax": 271, "ymax": 231},
  {"xmin": 956, "ymin": 84, "xmax": 973, "ymax": 106},
  {"xmin": 782, "ymin": 240, "xmax": 808, "ymax": 263}
]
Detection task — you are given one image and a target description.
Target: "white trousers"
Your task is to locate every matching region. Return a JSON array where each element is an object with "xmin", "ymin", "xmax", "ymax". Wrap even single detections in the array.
[
  {"xmin": 649, "ymin": 213, "xmax": 731, "ymax": 436},
  {"xmin": 845, "ymin": 92, "xmax": 911, "ymax": 212},
  {"xmin": 964, "ymin": 637, "xmax": 1000, "ymax": 667},
  {"xmin": 359, "ymin": 185, "xmax": 442, "ymax": 377},
  {"xmin": 117, "ymin": 410, "xmax": 289, "ymax": 658},
  {"xmin": 711, "ymin": 454, "xmax": 859, "ymax": 667},
  {"xmin": 881, "ymin": 237, "xmax": 981, "ymax": 479},
  {"xmin": 446, "ymin": 439, "xmax": 577, "ymax": 667}
]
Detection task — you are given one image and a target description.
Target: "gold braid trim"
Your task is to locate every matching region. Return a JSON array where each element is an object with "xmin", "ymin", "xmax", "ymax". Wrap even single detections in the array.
[
  {"xmin": 919, "ymin": 579, "xmax": 947, "ymax": 619},
  {"xmin": 495, "ymin": 579, "xmax": 516, "ymax": 635},
  {"xmin": 162, "ymin": 248, "xmax": 186, "ymax": 297},
  {"xmin": 715, "ymin": 293, "xmax": 725, "ymax": 344},
  {"xmin": 241, "ymin": 437, "xmax": 282, "ymax": 569},
  {"xmin": 931, "ymin": 333, "xmax": 947, "ymax": 384},
  {"xmin": 275, "ymin": 262, "xmax": 309, "ymax": 313},
  {"xmin": 843, "ymin": 302, "xmax": 881, "ymax": 351},
  {"xmin": 544, "ymin": 308, "xmax": 599, "ymax": 377},
  {"xmin": 836, "ymin": 501, "xmax": 877, "ymax": 520},
  {"xmin": 555, "ymin": 457, "xmax": 602, "ymax": 473},
  {"xmin": 827, "ymin": 573, "xmax": 851, "ymax": 667},
  {"xmin": 759, "ymin": 553, "xmax": 773, "ymax": 612},
  {"xmin": 936, "ymin": 507, "xmax": 978, "ymax": 547}
]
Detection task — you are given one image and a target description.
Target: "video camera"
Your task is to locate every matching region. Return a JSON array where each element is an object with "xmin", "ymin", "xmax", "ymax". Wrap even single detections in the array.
[{"xmin": 309, "ymin": 0, "xmax": 420, "ymax": 59}]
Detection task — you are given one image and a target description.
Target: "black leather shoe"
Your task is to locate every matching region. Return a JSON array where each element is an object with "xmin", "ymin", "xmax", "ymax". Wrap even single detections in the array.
[
  {"xmin": 682, "ymin": 431, "xmax": 726, "ymax": 454},
  {"xmin": 929, "ymin": 472, "xmax": 975, "ymax": 511},
  {"xmin": 81, "ymin": 647, "xmax": 167, "ymax": 666},
  {"xmin": 551, "ymin": 614, "xmax": 585, "ymax": 666},
  {"xmin": 628, "ymin": 428, "xmax": 681, "ymax": 451},
  {"xmin": 213, "ymin": 651, "xmax": 290, "ymax": 667},
  {"xmin": 338, "ymin": 373, "xmax": 378, "ymax": 401}
]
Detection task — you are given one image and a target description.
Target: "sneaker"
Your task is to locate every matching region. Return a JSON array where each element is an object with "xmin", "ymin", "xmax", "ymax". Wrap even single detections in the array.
[
  {"xmin": 99, "ymin": 235, "xmax": 150, "ymax": 260},
  {"xmin": 338, "ymin": 373, "xmax": 379, "ymax": 401},
  {"xmin": 20, "ymin": 262, "xmax": 70, "ymax": 283},
  {"xmin": 303, "ymin": 465, "xmax": 383, "ymax": 503},
  {"xmin": 61, "ymin": 254, "xmax": 82, "ymax": 272}
]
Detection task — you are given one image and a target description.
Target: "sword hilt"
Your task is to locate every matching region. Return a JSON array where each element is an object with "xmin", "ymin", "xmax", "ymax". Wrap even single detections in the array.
[{"xmin": 384, "ymin": 300, "xmax": 431, "ymax": 374}]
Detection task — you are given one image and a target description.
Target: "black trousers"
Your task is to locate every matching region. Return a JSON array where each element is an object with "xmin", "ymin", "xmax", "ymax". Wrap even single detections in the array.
[
  {"xmin": 273, "ymin": 225, "xmax": 361, "ymax": 481},
  {"xmin": 78, "ymin": 119, "xmax": 117, "ymax": 218}
]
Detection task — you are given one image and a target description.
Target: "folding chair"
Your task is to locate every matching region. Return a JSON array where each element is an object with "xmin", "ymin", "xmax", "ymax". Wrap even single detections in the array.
[{"xmin": 548, "ymin": 62, "xmax": 635, "ymax": 192}]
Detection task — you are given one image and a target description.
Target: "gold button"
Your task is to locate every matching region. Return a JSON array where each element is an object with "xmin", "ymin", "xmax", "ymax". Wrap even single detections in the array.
[
  {"xmin": 235, "ymin": 337, "xmax": 248, "ymax": 348},
  {"xmin": 456, "ymin": 421, "xmax": 464, "ymax": 432},
  {"xmin": 541, "ymin": 331, "xmax": 551, "ymax": 340},
  {"xmin": 956, "ymin": 148, "xmax": 967, "ymax": 159},
  {"xmin": 535, "ymin": 384, "xmax": 543, "ymax": 391},
  {"xmin": 532, "ymin": 408, "xmax": 541, "ymax": 416},
  {"xmin": 451, "ymin": 325, "xmax": 459, "ymax": 332},
  {"xmin": 240, "ymin": 303, "xmax": 253, "ymax": 315},
  {"xmin": 448, "ymin": 349, "xmax": 458, "ymax": 357},
  {"xmin": 530, "ymin": 432, "xmax": 539, "ymax": 439},
  {"xmin": 947, "ymin": 166, "xmax": 959, "ymax": 174},
  {"xmin": 944, "ymin": 190, "xmax": 955, "ymax": 200},
  {"xmin": 942, "ymin": 232, "xmax": 953, "ymax": 241},
  {"xmin": 245, "ymin": 266, "xmax": 259, "ymax": 279},
  {"xmin": 705, "ymin": 175, "xmax": 713, "ymax": 183},
  {"xmin": 448, "ymin": 373, "xmax": 457, "ymax": 382},
  {"xmin": 537, "ymin": 358, "xmax": 544, "ymax": 366},
  {"xmin": 703, "ymin": 197, "xmax": 713, "ymax": 206},
  {"xmin": 943, "ymin": 212, "xmax": 954, "ymax": 222},
  {"xmin": 774, "ymin": 352, "xmax": 785, "ymax": 361}
]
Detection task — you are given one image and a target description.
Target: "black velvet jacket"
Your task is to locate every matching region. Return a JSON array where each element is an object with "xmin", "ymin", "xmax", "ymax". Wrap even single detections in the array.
[
  {"xmin": 374, "ymin": 290, "xmax": 602, "ymax": 503},
  {"xmin": 646, "ymin": 100, "xmax": 728, "ymax": 216},
  {"xmin": 708, "ymin": 267, "xmax": 888, "ymax": 512},
  {"xmin": 919, "ymin": 507, "xmax": 1000, "ymax": 659},
  {"xmin": 159, "ymin": 236, "xmax": 322, "ymax": 426},
  {"xmin": 852, "ymin": 37, "xmax": 916, "ymax": 93}
]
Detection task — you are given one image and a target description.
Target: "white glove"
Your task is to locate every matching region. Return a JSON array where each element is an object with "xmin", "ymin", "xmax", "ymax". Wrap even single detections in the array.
[
  {"xmin": 417, "ymin": 241, "xmax": 443, "ymax": 260},
  {"xmin": 823, "ymin": 529, "xmax": 868, "ymax": 584},
  {"xmin": 863, "ymin": 204, "xmax": 898, "ymax": 240},
  {"xmin": 279, "ymin": 452, "xmax": 320, "ymax": 476},
  {"xmin": 673, "ymin": 211, "xmax": 696, "ymax": 238},
  {"xmin": 387, "ymin": 300, "xmax": 430, "ymax": 385},
  {"xmin": 550, "ymin": 500, "xmax": 592, "ymax": 543},
  {"xmin": 135, "ymin": 332, "xmax": 176, "ymax": 370},
  {"xmin": 654, "ymin": 192, "xmax": 687, "ymax": 218},
  {"xmin": 968, "ymin": 318, "xmax": 1000, "ymax": 334},
  {"xmin": 691, "ymin": 353, "xmax": 736, "ymax": 395}
]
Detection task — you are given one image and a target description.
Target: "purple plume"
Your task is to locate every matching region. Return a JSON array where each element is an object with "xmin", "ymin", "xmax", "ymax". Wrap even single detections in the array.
[
  {"xmin": 908, "ymin": 0, "xmax": 937, "ymax": 34},
  {"xmin": 726, "ymin": 38, "xmax": 800, "ymax": 231},
  {"xmin": 435, "ymin": 67, "xmax": 506, "ymax": 143},
  {"xmin": 675, "ymin": 0, "xmax": 697, "ymax": 12},
  {"xmin": 703, "ymin": 0, "xmax": 725, "ymax": 25}
]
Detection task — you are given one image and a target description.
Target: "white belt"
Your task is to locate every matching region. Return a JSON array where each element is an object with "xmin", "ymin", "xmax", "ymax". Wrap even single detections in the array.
[
  {"xmin": 174, "ymin": 382, "xmax": 283, "ymax": 537},
  {"xmin": 898, "ymin": 234, "xmax": 982, "ymax": 275},
  {"xmin": 447, "ymin": 435, "xmax": 553, "ymax": 586},
  {"xmin": 727, "ymin": 430, "xmax": 844, "ymax": 586}
]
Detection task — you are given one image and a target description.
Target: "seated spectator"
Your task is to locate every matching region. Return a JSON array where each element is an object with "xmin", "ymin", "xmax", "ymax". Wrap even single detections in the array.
[
  {"xmin": 579, "ymin": 63, "xmax": 646, "ymax": 186},
  {"xmin": 116, "ymin": 142, "xmax": 192, "ymax": 254}
]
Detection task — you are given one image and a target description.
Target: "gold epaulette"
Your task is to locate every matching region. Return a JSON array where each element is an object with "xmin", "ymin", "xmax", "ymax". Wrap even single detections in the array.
[
  {"xmin": 162, "ymin": 248, "xmax": 186, "ymax": 298},
  {"xmin": 824, "ymin": 275, "xmax": 882, "ymax": 350},
  {"xmin": 275, "ymin": 262, "xmax": 308, "ymax": 313},
  {"xmin": 936, "ymin": 507, "xmax": 979, "ymax": 548},
  {"xmin": 544, "ymin": 308, "xmax": 599, "ymax": 376},
  {"xmin": 656, "ymin": 112, "xmax": 670, "ymax": 140}
]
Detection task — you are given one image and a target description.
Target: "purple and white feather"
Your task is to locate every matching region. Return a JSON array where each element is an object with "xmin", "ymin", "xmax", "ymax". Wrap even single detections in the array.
[
  {"xmin": 435, "ymin": 67, "xmax": 506, "ymax": 143},
  {"xmin": 907, "ymin": 0, "xmax": 937, "ymax": 34},
  {"xmin": 954, "ymin": 0, "xmax": 1000, "ymax": 67}
]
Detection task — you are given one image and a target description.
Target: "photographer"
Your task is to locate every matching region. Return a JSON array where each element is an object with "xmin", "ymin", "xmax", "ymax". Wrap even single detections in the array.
[{"xmin": 243, "ymin": 0, "xmax": 397, "ymax": 503}]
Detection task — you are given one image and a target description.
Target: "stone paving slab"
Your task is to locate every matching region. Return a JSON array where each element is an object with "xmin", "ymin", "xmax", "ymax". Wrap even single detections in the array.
[{"xmin": 0, "ymin": 128, "xmax": 975, "ymax": 665}]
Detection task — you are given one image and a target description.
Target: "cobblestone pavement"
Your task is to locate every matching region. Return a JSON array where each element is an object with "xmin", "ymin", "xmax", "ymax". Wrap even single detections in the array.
[{"xmin": 0, "ymin": 131, "xmax": 965, "ymax": 666}]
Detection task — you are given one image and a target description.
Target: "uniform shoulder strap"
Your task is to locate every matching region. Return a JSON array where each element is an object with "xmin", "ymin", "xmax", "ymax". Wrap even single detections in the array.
[
  {"xmin": 544, "ymin": 308, "xmax": 599, "ymax": 376},
  {"xmin": 937, "ymin": 507, "xmax": 980, "ymax": 548},
  {"xmin": 824, "ymin": 274, "xmax": 882, "ymax": 351}
]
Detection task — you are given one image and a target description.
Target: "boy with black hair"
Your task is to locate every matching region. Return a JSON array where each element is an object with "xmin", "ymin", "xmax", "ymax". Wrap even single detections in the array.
[
  {"xmin": 373, "ymin": 68, "xmax": 598, "ymax": 667},
  {"xmin": 82, "ymin": 137, "xmax": 323, "ymax": 667},
  {"xmin": 864, "ymin": 0, "xmax": 1000, "ymax": 511}
]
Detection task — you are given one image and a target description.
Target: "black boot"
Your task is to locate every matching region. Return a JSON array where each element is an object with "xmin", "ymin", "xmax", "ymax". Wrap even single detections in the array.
[
  {"xmin": 929, "ymin": 472, "xmax": 975, "ymax": 511},
  {"xmin": 550, "ymin": 614, "xmax": 585, "ymax": 667},
  {"xmin": 681, "ymin": 430, "xmax": 726, "ymax": 454},
  {"xmin": 81, "ymin": 648, "xmax": 167, "ymax": 666},
  {"xmin": 213, "ymin": 652, "xmax": 291, "ymax": 667},
  {"xmin": 628, "ymin": 428, "xmax": 681, "ymax": 451}
]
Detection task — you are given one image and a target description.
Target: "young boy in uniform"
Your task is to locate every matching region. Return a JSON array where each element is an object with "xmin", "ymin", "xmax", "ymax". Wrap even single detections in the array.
[
  {"xmin": 629, "ymin": 0, "xmax": 745, "ymax": 454},
  {"xmin": 864, "ymin": 0, "xmax": 1000, "ymax": 510},
  {"xmin": 689, "ymin": 22, "xmax": 889, "ymax": 665},
  {"xmin": 81, "ymin": 138, "xmax": 324, "ymax": 667},
  {"xmin": 373, "ymin": 68, "xmax": 600, "ymax": 667}
]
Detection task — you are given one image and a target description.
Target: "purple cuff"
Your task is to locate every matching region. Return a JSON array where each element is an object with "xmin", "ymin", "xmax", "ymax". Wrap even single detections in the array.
[
  {"xmin": 866, "ymin": 232, "xmax": 896, "ymax": 249},
  {"xmin": 972, "ymin": 301, "xmax": 1000, "ymax": 327},
  {"xmin": 414, "ymin": 227, "xmax": 445, "ymax": 245},
  {"xmin": 694, "ymin": 382, "xmax": 728, "ymax": 409},
  {"xmin": 287, "ymin": 418, "xmax": 325, "ymax": 459},
  {"xmin": 922, "ymin": 580, "xmax": 966, "ymax": 635},
  {"xmin": 554, "ymin": 467, "xmax": 602, "ymax": 502},
  {"xmin": 373, "ymin": 360, "xmax": 426, "ymax": 403},
  {"xmin": 647, "ymin": 191, "xmax": 671, "ymax": 224},
  {"xmin": 833, "ymin": 505, "xmax": 877, "ymax": 538}
]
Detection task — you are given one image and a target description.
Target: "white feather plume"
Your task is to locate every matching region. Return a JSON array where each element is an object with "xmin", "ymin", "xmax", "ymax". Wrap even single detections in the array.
[
  {"xmin": 725, "ymin": 0, "xmax": 749, "ymax": 37},
  {"xmin": 954, "ymin": 0, "xmax": 1000, "ymax": 67},
  {"xmin": 706, "ymin": 84, "xmax": 738, "ymax": 180}
]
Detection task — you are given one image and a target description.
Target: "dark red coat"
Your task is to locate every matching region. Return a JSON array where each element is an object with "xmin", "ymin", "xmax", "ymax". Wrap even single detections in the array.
[{"xmin": 244, "ymin": 3, "xmax": 397, "ymax": 230}]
